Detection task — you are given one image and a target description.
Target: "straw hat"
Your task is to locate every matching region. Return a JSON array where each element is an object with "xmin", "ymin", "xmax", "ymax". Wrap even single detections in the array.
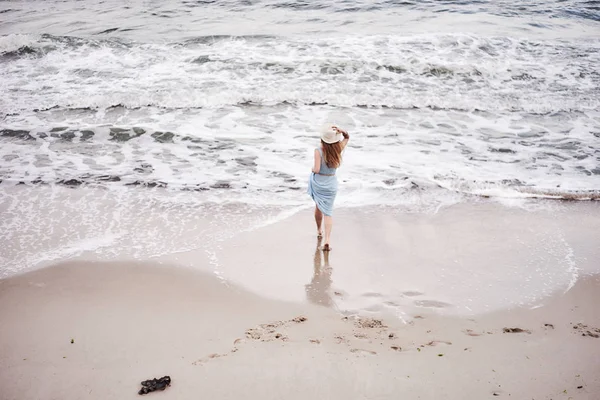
[{"xmin": 320, "ymin": 123, "xmax": 343, "ymax": 144}]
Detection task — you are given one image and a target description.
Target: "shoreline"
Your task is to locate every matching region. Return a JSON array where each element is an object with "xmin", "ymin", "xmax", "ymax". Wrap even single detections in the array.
[
  {"xmin": 1, "ymin": 260, "xmax": 599, "ymax": 399},
  {"xmin": 168, "ymin": 200, "xmax": 600, "ymax": 318},
  {"xmin": 2, "ymin": 193, "xmax": 599, "ymax": 317}
]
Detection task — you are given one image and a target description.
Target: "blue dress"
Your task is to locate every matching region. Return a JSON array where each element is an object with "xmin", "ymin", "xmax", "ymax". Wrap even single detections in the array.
[{"xmin": 307, "ymin": 148, "xmax": 338, "ymax": 216}]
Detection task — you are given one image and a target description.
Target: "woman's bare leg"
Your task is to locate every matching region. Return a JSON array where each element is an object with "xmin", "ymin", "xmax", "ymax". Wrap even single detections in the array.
[
  {"xmin": 314, "ymin": 205, "xmax": 323, "ymax": 236},
  {"xmin": 323, "ymin": 215, "xmax": 333, "ymax": 249}
]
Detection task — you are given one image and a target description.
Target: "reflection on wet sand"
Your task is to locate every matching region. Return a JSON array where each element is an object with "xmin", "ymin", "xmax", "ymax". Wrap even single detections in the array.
[{"xmin": 305, "ymin": 239, "xmax": 334, "ymax": 307}]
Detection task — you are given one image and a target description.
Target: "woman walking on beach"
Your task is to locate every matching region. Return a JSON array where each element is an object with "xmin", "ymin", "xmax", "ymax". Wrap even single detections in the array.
[{"xmin": 308, "ymin": 124, "xmax": 350, "ymax": 251}]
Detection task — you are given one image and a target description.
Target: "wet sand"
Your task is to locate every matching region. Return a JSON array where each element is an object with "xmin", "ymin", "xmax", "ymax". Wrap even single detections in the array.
[
  {"xmin": 1, "ymin": 260, "xmax": 599, "ymax": 400},
  {"xmin": 170, "ymin": 200, "xmax": 600, "ymax": 317}
]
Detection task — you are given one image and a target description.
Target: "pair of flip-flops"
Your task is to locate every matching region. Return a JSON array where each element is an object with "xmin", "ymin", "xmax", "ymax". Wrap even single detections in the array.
[{"xmin": 138, "ymin": 376, "xmax": 171, "ymax": 395}]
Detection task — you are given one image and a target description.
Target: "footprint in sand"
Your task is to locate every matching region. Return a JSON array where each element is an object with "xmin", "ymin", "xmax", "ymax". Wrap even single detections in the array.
[
  {"xmin": 572, "ymin": 323, "xmax": 600, "ymax": 338},
  {"xmin": 353, "ymin": 332, "xmax": 369, "ymax": 339},
  {"xmin": 192, "ymin": 352, "xmax": 228, "ymax": 365},
  {"xmin": 334, "ymin": 335, "xmax": 349, "ymax": 345},
  {"xmin": 244, "ymin": 316, "xmax": 308, "ymax": 342},
  {"xmin": 194, "ymin": 315, "xmax": 308, "ymax": 365},
  {"xmin": 354, "ymin": 317, "xmax": 387, "ymax": 329},
  {"xmin": 402, "ymin": 291, "xmax": 424, "ymax": 297},
  {"xmin": 426, "ymin": 340, "xmax": 452, "ymax": 346},
  {"xmin": 361, "ymin": 292, "xmax": 383, "ymax": 298},
  {"xmin": 350, "ymin": 348, "xmax": 377, "ymax": 356},
  {"xmin": 414, "ymin": 300, "xmax": 452, "ymax": 308}
]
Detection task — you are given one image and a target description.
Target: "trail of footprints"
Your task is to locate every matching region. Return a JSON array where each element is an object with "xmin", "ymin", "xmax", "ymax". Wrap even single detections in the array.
[
  {"xmin": 192, "ymin": 317, "xmax": 599, "ymax": 365},
  {"xmin": 192, "ymin": 315, "xmax": 451, "ymax": 365}
]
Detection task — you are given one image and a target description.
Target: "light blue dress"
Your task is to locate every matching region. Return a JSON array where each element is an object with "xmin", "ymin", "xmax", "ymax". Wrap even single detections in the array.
[{"xmin": 307, "ymin": 147, "xmax": 338, "ymax": 216}]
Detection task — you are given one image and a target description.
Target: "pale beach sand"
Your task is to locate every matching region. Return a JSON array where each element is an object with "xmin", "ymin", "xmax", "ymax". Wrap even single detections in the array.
[
  {"xmin": 1, "ymin": 258, "xmax": 599, "ymax": 400},
  {"xmin": 1, "ymin": 195, "xmax": 600, "ymax": 399}
]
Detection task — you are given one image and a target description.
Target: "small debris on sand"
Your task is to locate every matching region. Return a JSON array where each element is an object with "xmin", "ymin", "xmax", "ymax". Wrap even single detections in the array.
[
  {"xmin": 503, "ymin": 327, "xmax": 531, "ymax": 334},
  {"xmin": 309, "ymin": 339, "xmax": 320, "ymax": 344},
  {"xmin": 334, "ymin": 335, "xmax": 348, "ymax": 344},
  {"xmin": 260, "ymin": 321, "xmax": 284, "ymax": 330},
  {"xmin": 544, "ymin": 323, "xmax": 554, "ymax": 329},
  {"xmin": 138, "ymin": 376, "xmax": 171, "ymax": 395},
  {"xmin": 355, "ymin": 318, "xmax": 387, "ymax": 329},
  {"xmin": 388, "ymin": 333, "xmax": 395, "ymax": 339},
  {"xmin": 245, "ymin": 329, "xmax": 262, "ymax": 340},
  {"xmin": 465, "ymin": 329, "xmax": 482, "ymax": 337},
  {"xmin": 70, "ymin": 339, "xmax": 74, "ymax": 344},
  {"xmin": 390, "ymin": 346, "xmax": 401, "ymax": 351},
  {"xmin": 572, "ymin": 323, "xmax": 600, "ymax": 338},
  {"xmin": 291, "ymin": 316, "xmax": 307, "ymax": 323}
]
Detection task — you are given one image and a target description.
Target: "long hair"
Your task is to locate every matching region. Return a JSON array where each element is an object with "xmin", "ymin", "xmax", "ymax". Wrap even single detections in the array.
[{"xmin": 321, "ymin": 140, "xmax": 343, "ymax": 169}]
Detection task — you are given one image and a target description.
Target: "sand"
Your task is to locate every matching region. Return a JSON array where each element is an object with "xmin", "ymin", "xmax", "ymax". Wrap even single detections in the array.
[{"xmin": 1, "ymin": 259, "xmax": 599, "ymax": 400}]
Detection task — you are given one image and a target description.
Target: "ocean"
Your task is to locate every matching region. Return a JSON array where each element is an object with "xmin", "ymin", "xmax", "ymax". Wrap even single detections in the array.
[{"xmin": 0, "ymin": 1, "xmax": 599, "ymax": 285}]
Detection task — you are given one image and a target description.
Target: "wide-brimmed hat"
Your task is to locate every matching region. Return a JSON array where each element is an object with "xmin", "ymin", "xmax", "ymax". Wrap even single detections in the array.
[{"xmin": 320, "ymin": 123, "xmax": 343, "ymax": 144}]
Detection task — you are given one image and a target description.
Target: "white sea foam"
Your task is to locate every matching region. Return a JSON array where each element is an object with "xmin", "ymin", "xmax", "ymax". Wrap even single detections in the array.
[{"xmin": 1, "ymin": 33, "xmax": 599, "ymax": 114}]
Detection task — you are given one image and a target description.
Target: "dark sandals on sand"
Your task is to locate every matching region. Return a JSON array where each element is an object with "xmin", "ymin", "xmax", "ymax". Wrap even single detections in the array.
[
  {"xmin": 322, "ymin": 244, "xmax": 331, "ymax": 252},
  {"xmin": 138, "ymin": 376, "xmax": 171, "ymax": 395}
]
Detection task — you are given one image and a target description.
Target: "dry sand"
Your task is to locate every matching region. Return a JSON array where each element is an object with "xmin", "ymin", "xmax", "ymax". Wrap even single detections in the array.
[{"xmin": 1, "ymin": 260, "xmax": 599, "ymax": 400}]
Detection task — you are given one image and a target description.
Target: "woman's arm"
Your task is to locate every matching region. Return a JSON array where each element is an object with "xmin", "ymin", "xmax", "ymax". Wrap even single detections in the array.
[
  {"xmin": 336, "ymin": 127, "xmax": 350, "ymax": 149},
  {"xmin": 312, "ymin": 148, "xmax": 321, "ymax": 173}
]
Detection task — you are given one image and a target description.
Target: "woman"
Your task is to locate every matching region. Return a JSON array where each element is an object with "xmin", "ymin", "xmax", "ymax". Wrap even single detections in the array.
[{"xmin": 307, "ymin": 123, "xmax": 350, "ymax": 251}]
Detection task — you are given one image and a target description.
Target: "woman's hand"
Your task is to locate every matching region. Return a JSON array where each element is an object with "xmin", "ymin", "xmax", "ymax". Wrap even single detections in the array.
[
  {"xmin": 333, "ymin": 126, "xmax": 349, "ymax": 138},
  {"xmin": 334, "ymin": 126, "xmax": 349, "ymax": 139}
]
